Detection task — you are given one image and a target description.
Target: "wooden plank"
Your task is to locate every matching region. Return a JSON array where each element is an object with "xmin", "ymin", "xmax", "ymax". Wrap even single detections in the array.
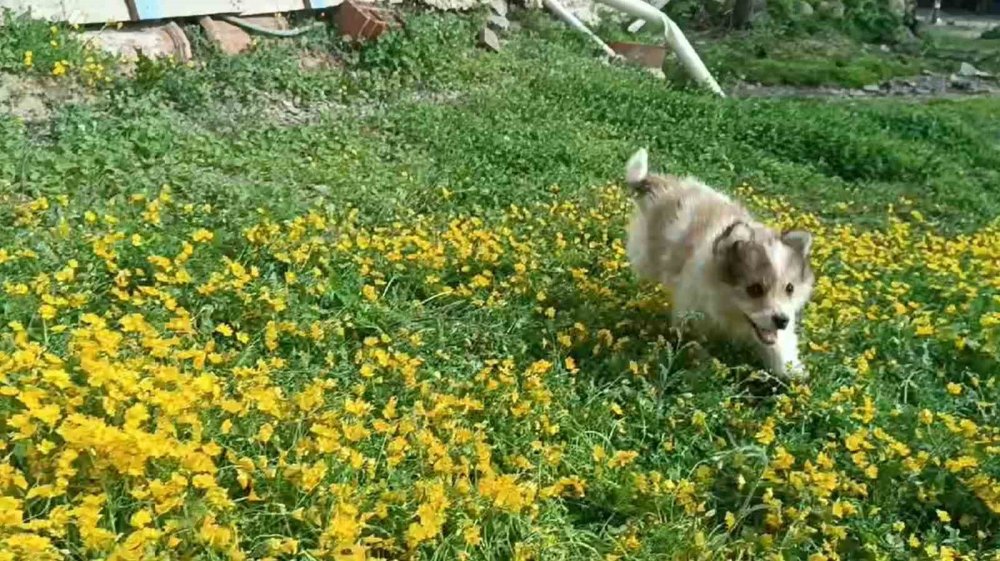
[
  {"xmin": 132, "ymin": 0, "xmax": 307, "ymax": 20},
  {"xmin": 0, "ymin": 0, "xmax": 308, "ymax": 24},
  {"xmin": 242, "ymin": 0, "xmax": 308, "ymax": 13},
  {"xmin": 306, "ymin": 0, "xmax": 344, "ymax": 8},
  {"xmin": 0, "ymin": 0, "xmax": 130, "ymax": 24}
]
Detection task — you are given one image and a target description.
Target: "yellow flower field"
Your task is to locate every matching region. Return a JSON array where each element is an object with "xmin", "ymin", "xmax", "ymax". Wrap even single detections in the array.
[{"xmin": 2, "ymin": 183, "xmax": 999, "ymax": 560}]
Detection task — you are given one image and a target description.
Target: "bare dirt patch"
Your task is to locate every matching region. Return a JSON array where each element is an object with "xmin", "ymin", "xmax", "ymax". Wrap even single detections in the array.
[{"xmin": 0, "ymin": 73, "xmax": 92, "ymax": 122}]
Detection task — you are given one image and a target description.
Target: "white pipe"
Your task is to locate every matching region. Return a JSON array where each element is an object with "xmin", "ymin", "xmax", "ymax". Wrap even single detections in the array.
[
  {"xmin": 595, "ymin": 0, "xmax": 725, "ymax": 96},
  {"xmin": 627, "ymin": 0, "xmax": 668, "ymax": 33},
  {"xmin": 543, "ymin": 0, "xmax": 622, "ymax": 60}
]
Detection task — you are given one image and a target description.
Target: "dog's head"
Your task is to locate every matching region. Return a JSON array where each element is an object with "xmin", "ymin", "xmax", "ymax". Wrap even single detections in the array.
[{"xmin": 712, "ymin": 222, "xmax": 814, "ymax": 345}]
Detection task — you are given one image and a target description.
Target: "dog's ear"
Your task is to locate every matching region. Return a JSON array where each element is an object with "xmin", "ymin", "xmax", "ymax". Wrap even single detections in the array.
[
  {"xmin": 713, "ymin": 221, "xmax": 753, "ymax": 256},
  {"xmin": 781, "ymin": 230, "xmax": 812, "ymax": 259}
]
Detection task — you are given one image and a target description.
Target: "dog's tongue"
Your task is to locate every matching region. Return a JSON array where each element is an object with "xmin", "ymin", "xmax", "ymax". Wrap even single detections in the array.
[{"xmin": 755, "ymin": 326, "xmax": 778, "ymax": 345}]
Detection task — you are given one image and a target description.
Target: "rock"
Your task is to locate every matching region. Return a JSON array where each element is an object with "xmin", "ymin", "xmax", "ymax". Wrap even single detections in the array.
[
  {"xmin": 879, "ymin": 44, "xmax": 891, "ymax": 52},
  {"xmin": 862, "ymin": 83, "xmax": 880, "ymax": 93},
  {"xmin": 478, "ymin": 27, "xmax": 501, "ymax": 52},
  {"xmin": 560, "ymin": 0, "xmax": 602, "ymax": 25},
  {"xmin": 199, "ymin": 17, "xmax": 252, "ymax": 55},
  {"xmin": 817, "ymin": 0, "xmax": 845, "ymax": 19},
  {"xmin": 644, "ymin": 68, "xmax": 666, "ymax": 80},
  {"xmin": 487, "ymin": 14, "xmax": 510, "ymax": 32},
  {"xmin": 958, "ymin": 62, "xmax": 992, "ymax": 78},
  {"xmin": 0, "ymin": 74, "xmax": 90, "ymax": 123},
  {"xmin": 795, "ymin": 0, "xmax": 814, "ymax": 18},
  {"xmin": 490, "ymin": 0, "xmax": 508, "ymax": 17},
  {"xmin": 950, "ymin": 74, "xmax": 974, "ymax": 90},
  {"xmin": 78, "ymin": 22, "xmax": 191, "ymax": 62},
  {"xmin": 298, "ymin": 51, "xmax": 340, "ymax": 71},
  {"xmin": 888, "ymin": 0, "xmax": 907, "ymax": 17}
]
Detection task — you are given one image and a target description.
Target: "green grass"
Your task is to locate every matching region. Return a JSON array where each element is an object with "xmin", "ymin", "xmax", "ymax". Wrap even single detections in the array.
[{"xmin": 1, "ymin": 10, "xmax": 1000, "ymax": 561}]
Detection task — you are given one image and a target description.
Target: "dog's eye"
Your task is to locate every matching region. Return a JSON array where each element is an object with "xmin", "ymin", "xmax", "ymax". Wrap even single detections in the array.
[
  {"xmin": 785, "ymin": 283, "xmax": 794, "ymax": 295},
  {"xmin": 746, "ymin": 283, "xmax": 765, "ymax": 298}
]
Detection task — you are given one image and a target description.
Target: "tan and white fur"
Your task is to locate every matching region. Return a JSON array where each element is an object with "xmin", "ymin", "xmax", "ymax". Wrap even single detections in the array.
[{"xmin": 623, "ymin": 148, "xmax": 814, "ymax": 378}]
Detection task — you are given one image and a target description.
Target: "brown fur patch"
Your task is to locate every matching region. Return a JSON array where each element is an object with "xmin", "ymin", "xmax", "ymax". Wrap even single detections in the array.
[{"xmin": 718, "ymin": 238, "xmax": 777, "ymax": 290}]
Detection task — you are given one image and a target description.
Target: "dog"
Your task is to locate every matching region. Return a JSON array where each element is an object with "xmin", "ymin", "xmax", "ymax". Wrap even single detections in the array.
[{"xmin": 623, "ymin": 148, "xmax": 814, "ymax": 378}]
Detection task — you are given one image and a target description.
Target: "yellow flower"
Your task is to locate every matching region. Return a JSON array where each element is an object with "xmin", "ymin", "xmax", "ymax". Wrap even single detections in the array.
[
  {"xmin": 608, "ymin": 450, "xmax": 639, "ymax": 469},
  {"xmin": 257, "ymin": 423, "xmax": 275, "ymax": 444},
  {"xmin": 946, "ymin": 383, "xmax": 962, "ymax": 396},
  {"xmin": 39, "ymin": 304, "xmax": 57, "ymax": 321},
  {"xmin": 51, "ymin": 60, "xmax": 70, "ymax": 77},
  {"xmin": 919, "ymin": 409, "xmax": 934, "ymax": 424},
  {"xmin": 564, "ymin": 356, "xmax": 579, "ymax": 374},
  {"xmin": 192, "ymin": 228, "xmax": 214, "ymax": 242},
  {"xmin": 592, "ymin": 445, "xmax": 607, "ymax": 463},
  {"xmin": 463, "ymin": 524, "xmax": 482, "ymax": 546},
  {"xmin": 755, "ymin": 417, "xmax": 776, "ymax": 445},
  {"xmin": 23, "ymin": 51, "xmax": 33, "ymax": 68},
  {"xmin": 936, "ymin": 510, "xmax": 951, "ymax": 523},
  {"xmin": 130, "ymin": 509, "xmax": 153, "ymax": 528},
  {"xmin": 362, "ymin": 284, "xmax": 378, "ymax": 302}
]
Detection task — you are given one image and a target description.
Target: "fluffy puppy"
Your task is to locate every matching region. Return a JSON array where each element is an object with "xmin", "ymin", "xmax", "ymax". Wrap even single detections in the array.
[{"xmin": 623, "ymin": 148, "xmax": 814, "ymax": 378}]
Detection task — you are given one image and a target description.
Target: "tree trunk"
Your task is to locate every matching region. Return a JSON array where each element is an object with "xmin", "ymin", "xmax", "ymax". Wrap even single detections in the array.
[{"xmin": 732, "ymin": 0, "xmax": 754, "ymax": 28}]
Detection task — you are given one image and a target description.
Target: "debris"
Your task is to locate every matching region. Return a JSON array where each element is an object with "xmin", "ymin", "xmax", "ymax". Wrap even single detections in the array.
[
  {"xmin": 335, "ymin": 0, "xmax": 396, "ymax": 42},
  {"xmin": 79, "ymin": 22, "xmax": 192, "ymax": 63},
  {"xmin": 595, "ymin": 0, "xmax": 724, "ymax": 96},
  {"xmin": 237, "ymin": 14, "xmax": 290, "ymax": 31},
  {"xmin": 478, "ymin": 27, "xmax": 502, "ymax": 52},
  {"xmin": 544, "ymin": 0, "xmax": 620, "ymax": 59},
  {"xmin": 950, "ymin": 74, "xmax": 974, "ymax": 91},
  {"xmin": 491, "ymin": 0, "xmax": 509, "ymax": 17},
  {"xmin": 219, "ymin": 14, "xmax": 323, "ymax": 37},
  {"xmin": 199, "ymin": 17, "xmax": 252, "ymax": 55},
  {"xmin": 609, "ymin": 42, "xmax": 666, "ymax": 69},
  {"xmin": 958, "ymin": 62, "xmax": 991, "ymax": 78},
  {"xmin": 626, "ymin": 0, "xmax": 667, "ymax": 33},
  {"xmin": 488, "ymin": 14, "xmax": 511, "ymax": 32}
]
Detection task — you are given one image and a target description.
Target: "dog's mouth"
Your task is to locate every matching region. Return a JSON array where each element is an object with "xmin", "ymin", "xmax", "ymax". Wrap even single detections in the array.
[{"xmin": 746, "ymin": 316, "xmax": 777, "ymax": 345}]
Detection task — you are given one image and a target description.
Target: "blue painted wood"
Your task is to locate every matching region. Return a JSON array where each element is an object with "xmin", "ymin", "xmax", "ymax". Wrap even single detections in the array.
[{"xmin": 133, "ymin": 0, "xmax": 165, "ymax": 20}]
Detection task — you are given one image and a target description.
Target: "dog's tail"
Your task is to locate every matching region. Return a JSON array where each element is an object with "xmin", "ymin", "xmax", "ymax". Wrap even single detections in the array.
[{"xmin": 625, "ymin": 148, "xmax": 651, "ymax": 195}]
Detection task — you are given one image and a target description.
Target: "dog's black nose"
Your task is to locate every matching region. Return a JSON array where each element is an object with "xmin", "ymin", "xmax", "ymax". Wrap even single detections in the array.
[{"xmin": 772, "ymin": 314, "xmax": 789, "ymax": 330}]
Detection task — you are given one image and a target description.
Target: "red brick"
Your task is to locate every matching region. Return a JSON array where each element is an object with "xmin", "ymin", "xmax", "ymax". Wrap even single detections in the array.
[
  {"xmin": 609, "ymin": 42, "xmax": 667, "ymax": 70},
  {"xmin": 335, "ymin": 1, "xmax": 396, "ymax": 42}
]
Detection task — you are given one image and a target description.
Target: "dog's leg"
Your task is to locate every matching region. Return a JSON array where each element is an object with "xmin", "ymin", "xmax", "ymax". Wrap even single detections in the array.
[{"xmin": 761, "ymin": 326, "xmax": 806, "ymax": 379}]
